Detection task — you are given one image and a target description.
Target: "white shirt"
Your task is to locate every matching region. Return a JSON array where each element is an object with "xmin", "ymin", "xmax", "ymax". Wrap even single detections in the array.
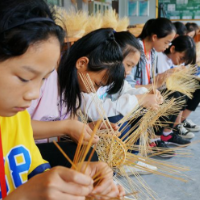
[
  {"xmin": 156, "ymin": 52, "xmax": 174, "ymax": 74},
  {"xmin": 81, "ymin": 81, "xmax": 148, "ymax": 121}
]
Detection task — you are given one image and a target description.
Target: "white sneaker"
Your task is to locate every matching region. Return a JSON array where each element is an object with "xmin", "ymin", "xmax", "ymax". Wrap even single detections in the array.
[
  {"xmin": 120, "ymin": 162, "xmax": 157, "ymax": 176},
  {"xmin": 176, "ymin": 124, "xmax": 195, "ymax": 139},
  {"xmin": 183, "ymin": 119, "xmax": 200, "ymax": 132}
]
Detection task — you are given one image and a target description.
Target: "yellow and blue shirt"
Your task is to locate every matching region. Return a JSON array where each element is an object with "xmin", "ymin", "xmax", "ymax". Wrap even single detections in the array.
[{"xmin": 0, "ymin": 110, "xmax": 50, "ymax": 198}]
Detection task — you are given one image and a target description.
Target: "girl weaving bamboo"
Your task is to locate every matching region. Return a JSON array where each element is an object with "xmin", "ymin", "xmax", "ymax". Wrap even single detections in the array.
[
  {"xmin": 126, "ymin": 18, "xmax": 191, "ymax": 147},
  {"xmin": 156, "ymin": 35, "xmax": 199, "ymax": 139}
]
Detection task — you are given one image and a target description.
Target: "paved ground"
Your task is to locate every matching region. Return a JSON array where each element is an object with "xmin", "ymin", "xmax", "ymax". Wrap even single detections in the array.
[{"xmin": 134, "ymin": 106, "xmax": 200, "ymax": 200}]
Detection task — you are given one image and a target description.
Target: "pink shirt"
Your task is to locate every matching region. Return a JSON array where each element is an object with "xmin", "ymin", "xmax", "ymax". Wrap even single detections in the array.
[{"xmin": 28, "ymin": 70, "xmax": 70, "ymax": 143}]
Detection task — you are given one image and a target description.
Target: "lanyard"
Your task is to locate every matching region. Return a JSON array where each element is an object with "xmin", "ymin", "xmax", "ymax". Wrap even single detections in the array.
[
  {"xmin": 142, "ymin": 40, "xmax": 151, "ymax": 84},
  {"xmin": 0, "ymin": 125, "xmax": 7, "ymax": 199}
]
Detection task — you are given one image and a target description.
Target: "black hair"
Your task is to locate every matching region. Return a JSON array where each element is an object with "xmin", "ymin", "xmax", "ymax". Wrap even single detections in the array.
[
  {"xmin": 164, "ymin": 35, "xmax": 196, "ymax": 65},
  {"xmin": 114, "ymin": 31, "xmax": 142, "ymax": 59},
  {"xmin": 138, "ymin": 18, "xmax": 176, "ymax": 40},
  {"xmin": 185, "ymin": 22, "xmax": 199, "ymax": 37},
  {"xmin": 58, "ymin": 28, "xmax": 125, "ymax": 116},
  {"xmin": 173, "ymin": 22, "xmax": 187, "ymax": 36},
  {"xmin": 0, "ymin": 0, "xmax": 65, "ymax": 61}
]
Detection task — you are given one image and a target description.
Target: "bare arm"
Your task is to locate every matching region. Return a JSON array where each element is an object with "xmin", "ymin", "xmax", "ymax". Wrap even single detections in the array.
[
  {"xmin": 31, "ymin": 119, "xmax": 99, "ymax": 144},
  {"xmin": 4, "ymin": 163, "xmax": 124, "ymax": 200},
  {"xmin": 31, "ymin": 120, "xmax": 70, "ymax": 139},
  {"xmin": 135, "ymin": 84, "xmax": 153, "ymax": 90}
]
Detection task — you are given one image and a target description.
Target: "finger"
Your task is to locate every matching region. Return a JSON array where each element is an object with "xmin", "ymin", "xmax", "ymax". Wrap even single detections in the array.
[
  {"xmin": 92, "ymin": 178, "xmax": 113, "ymax": 195},
  {"xmin": 92, "ymin": 136, "xmax": 99, "ymax": 144},
  {"xmin": 110, "ymin": 122, "xmax": 119, "ymax": 131},
  {"xmin": 55, "ymin": 181, "xmax": 93, "ymax": 196},
  {"xmin": 159, "ymin": 97, "xmax": 164, "ymax": 104},
  {"xmin": 83, "ymin": 132, "xmax": 95, "ymax": 141},
  {"xmin": 101, "ymin": 183, "xmax": 119, "ymax": 198},
  {"xmin": 86, "ymin": 125, "xmax": 93, "ymax": 135},
  {"xmin": 99, "ymin": 121, "xmax": 109, "ymax": 130},
  {"xmin": 117, "ymin": 185, "xmax": 125, "ymax": 197},
  {"xmin": 83, "ymin": 131, "xmax": 99, "ymax": 144},
  {"xmin": 55, "ymin": 167, "xmax": 93, "ymax": 186},
  {"xmin": 155, "ymin": 90, "xmax": 160, "ymax": 96},
  {"xmin": 152, "ymin": 105, "xmax": 159, "ymax": 111},
  {"xmin": 82, "ymin": 136, "xmax": 99, "ymax": 145}
]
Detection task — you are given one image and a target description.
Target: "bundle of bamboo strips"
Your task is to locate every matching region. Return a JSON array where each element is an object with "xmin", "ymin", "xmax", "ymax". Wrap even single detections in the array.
[
  {"xmin": 54, "ymin": 7, "xmax": 130, "ymax": 39},
  {"xmin": 53, "ymin": 121, "xmax": 140, "ymax": 200},
  {"xmin": 101, "ymin": 9, "xmax": 118, "ymax": 30},
  {"xmin": 84, "ymin": 13, "xmax": 103, "ymax": 35},
  {"xmin": 54, "ymin": 7, "xmax": 88, "ymax": 38},
  {"xmin": 166, "ymin": 65, "xmax": 200, "ymax": 99},
  {"xmin": 116, "ymin": 17, "xmax": 129, "ymax": 32}
]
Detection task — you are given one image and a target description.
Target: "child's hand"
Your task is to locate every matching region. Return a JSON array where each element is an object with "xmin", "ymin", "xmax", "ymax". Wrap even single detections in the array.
[
  {"xmin": 83, "ymin": 162, "xmax": 125, "ymax": 200},
  {"xmin": 154, "ymin": 89, "xmax": 164, "ymax": 104},
  {"xmin": 88, "ymin": 120, "xmax": 119, "ymax": 131},
  {"xmin": 64, "ymin": 120, "xmax": 99, "ymax": 145},
  {"xmin": 137, "ymin": 91, "xmax": 163, "ymax": 111},
  {"xmin": 154, "ymin": 73, "xmax": 169, "ymax": 88},
  {"xmin": 143, "ymin": 94, "xmax": 160, "ymax": 110},
  {"xmin": 88, "ymin": 120, "xmax": 120, "ymax": 136},
  {"xmin": 6, "ymin": 166, "xmax": 94, "ymax": 200},
  {"xmin": 174, "ymin": 65, "xmax": 185, "ymax": 72}
]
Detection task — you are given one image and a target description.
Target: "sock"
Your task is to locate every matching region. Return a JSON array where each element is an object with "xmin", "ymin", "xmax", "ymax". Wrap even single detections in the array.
[{"xmin": 162, "ymin": 131, "xmax": 173, "ymax": 136}]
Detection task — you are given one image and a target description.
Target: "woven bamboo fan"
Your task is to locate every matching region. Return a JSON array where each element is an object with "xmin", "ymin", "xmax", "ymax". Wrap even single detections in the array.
[
  {"xmin": 166, "ymin": 65, "xmax": 200, "ymax": 99},
  {"xmin": 96, "ymin": 130, "xmax": 127, "ymax": 167}
]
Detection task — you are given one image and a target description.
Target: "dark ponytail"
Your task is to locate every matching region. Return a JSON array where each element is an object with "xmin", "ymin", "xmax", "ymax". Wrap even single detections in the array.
[
  {"xmin": 0, "ymin": 0, "xmax": 65, "ymax": 61},
  {"xmin": 138, "ymin": 18, "xmax": 176, "ymax": 40},
  {"xmin": 173, "ymin": 22, "xmax": 187, "ymax": 36},
  {"xmin": 58, "ymin": 28, "xmax": 125, "ymax": 116},
  {"xmin": 185, "ymin": 22, "xmax": 199, "ymax": 37}
]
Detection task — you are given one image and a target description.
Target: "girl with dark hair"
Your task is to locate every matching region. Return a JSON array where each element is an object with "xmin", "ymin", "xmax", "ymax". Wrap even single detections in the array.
[
  {"xmin": 28, "ymin": 28, "xmax": 124, "ymax": 145},
  {"xmin": 156, "ymin": 35, "xmax": 196, "ymax": 74},
  {"xmin": 126, "ymin": 18, "xmax": 192, "ymax": 147},
  {"xmin": 156, "ymin": 35, "xmax": 200, "ymax": 139},
  {"xmin": 185, "ymin": 22, "xmax": 199, "ymax": 38},
  {"xmin": 173, "ymin": 21, "xmax": 187, "ymax": 37},
  {"xmin": 82, "ymin": 31, "xmax": 162, "ymax": 122},
  {"xmin": 81, "ymin": 31, "xmax": 163, "ymax": 172},
  {"xmin": 0, "ymin": 0, "xmax": 124, "ymax": 199},
  {"xmin": 58, "ymin": 28, "xmax": 125, "ymax": 116},
  {"xmin": 131, "ymin": 18, "xmax": 176, "ymax": 87}
]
